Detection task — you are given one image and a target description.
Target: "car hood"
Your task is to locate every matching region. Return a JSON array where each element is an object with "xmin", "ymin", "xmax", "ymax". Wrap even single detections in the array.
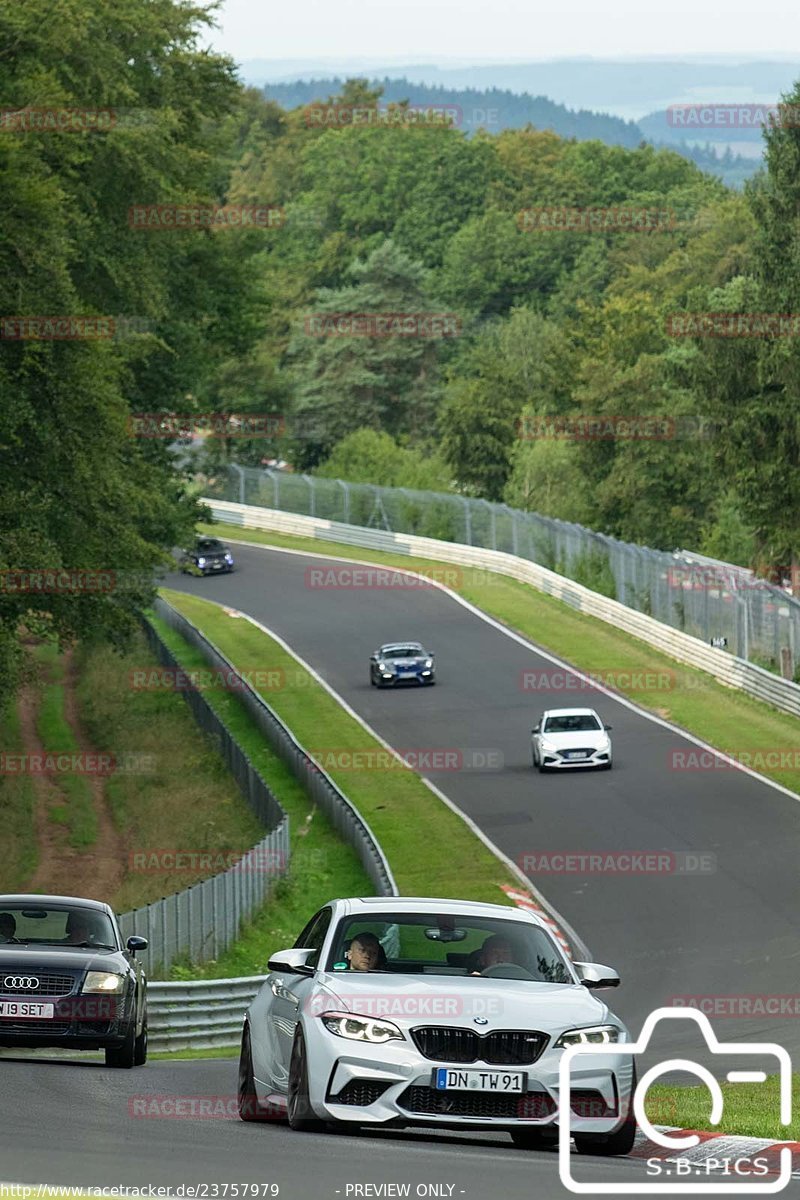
[
  {"xmin": 540, "ymin": 731, "xmax": 608, "ymax": 749},
  {"xmin": 0, "ymin": 946, "xmax": 125, "ymax": 973},
  {"xmin": 313, "ymin": 973, "xmax": 617, "ymax": 1034}
]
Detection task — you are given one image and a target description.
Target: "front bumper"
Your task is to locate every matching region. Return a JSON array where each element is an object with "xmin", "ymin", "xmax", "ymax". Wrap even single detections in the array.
[
  {"xmin": 379, "ymin": 670, "xmax": 434, "ymax": 686},
  {"xmin": 0, "ymin": 993, "xmax": 134, "ymax": 1050},
  {"xmin": 301, "ymin": 1023, "xmax": 632, "ymax": 1134},
  {"xmin": 539, "ymin": 748, "xmax": 611, "ymax": 770}
]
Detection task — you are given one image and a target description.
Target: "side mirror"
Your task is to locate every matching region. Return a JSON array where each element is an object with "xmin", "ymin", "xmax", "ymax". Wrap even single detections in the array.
[
  {"xmin": 267, "ymin": 947, "xmax": 316, "ymax": 975},
  {"xmin": 127, "ymin": 936, "xmax": 148, "ymax": 955},
  {"xmin": 573, "ymin": 961, "xmax": 620, "ymax": 989},
  {"xmin": 604, "ymin": 724, "xmax": 613, "ymax": 731}
]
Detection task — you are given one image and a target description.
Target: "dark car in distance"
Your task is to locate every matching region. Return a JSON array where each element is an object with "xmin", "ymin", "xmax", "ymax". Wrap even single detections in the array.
[
  {"xmin": 180, "ymin": 536, "xmax": 235, "ymax": 576},
  {"xmin": 0, "ymin": 895, "xmax": 148, "ymax": 1068},
  {"xmin": 369, "ymin": 642, "xmax": 436, "ymax": 688}
]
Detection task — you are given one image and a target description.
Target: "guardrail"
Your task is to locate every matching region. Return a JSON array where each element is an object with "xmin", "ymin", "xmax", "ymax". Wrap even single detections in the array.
[
  {"xmin": 205, "ymin": 499, "xmax": 800, "ymax": 721},
  {"xmin": 151, "ymin": 596, "xmax": 398, "ymax": 900},
  {"xmin": 148, "ymin": 976, "xmax": 264, "ymax": 1052}
]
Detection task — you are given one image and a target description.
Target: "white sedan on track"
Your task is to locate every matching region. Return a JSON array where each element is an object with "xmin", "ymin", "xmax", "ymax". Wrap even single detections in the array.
[
  {"xmin": 238, "ymin": 896, "xmax": 635, "ymax": 1155},
  {"xmin": 531, "ymin": 708, "xmax": 613, "ymax": 772}
]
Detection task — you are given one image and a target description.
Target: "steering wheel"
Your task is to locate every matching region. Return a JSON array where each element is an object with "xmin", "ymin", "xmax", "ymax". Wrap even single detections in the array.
[{"xmin": 479, "ymin": 962, "xmax": 536, "ymax": 980}]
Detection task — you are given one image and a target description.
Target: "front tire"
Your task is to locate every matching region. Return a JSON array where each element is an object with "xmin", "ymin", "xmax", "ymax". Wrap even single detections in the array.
[
  {"xmin": 238, "ymin": 1024, "xmax": 269, "ymax": 1121},
  {"xmin": 133, "ymin": 1011, "xmax": 147, "ymax": 1066},
  {"xmin": 287, "ymin": 1028, "xmax": 325, "ymax": 1132},
  {"xmin": 105, "ymin": 1017, "xmax": 136, "ymax": 1068}
]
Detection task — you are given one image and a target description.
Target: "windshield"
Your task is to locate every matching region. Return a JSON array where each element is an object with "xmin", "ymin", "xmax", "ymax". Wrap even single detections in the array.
[
  {"xmin": 325, "ymin": 912, "xmax": 572, "ymax": 982},
  {"xmin": 544, "ymin": 714, "xmax": 602, "ymax": 733},
  {"xmin": 381, "ymin": 646, "xmax": 423, "ymax": 658},
  {"xmin": 197, "ymin": 538, "xmax": 224, "ymax": 552},
  {"xmin": 0, "ymin": 904, "xmax": 117, "ymax": 949}
]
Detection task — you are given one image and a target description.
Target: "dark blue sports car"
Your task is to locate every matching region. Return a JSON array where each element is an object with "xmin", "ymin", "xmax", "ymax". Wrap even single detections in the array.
[{"xmin": 369, "ymin": 642, "xmax": 436, "ymax": 688}]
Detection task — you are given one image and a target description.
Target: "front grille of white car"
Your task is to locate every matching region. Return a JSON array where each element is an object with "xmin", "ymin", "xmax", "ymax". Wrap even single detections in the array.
[
  {"xmin": 410, "ymin": 1027, "xmax": 548, "ymax": 1065},
  {"xmin": 398, "ymin": 1086, "xmax": 556, "ymax": 1120}
]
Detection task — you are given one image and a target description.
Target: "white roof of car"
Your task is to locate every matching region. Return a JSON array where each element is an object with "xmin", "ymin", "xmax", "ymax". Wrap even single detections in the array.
[
  {"xmin": 337, "ymin": 896, "xmax": 547, "ymax": 929},
  {"xmin": 543, "ymin": 707, "xmax": 600, "ymax": 717}
]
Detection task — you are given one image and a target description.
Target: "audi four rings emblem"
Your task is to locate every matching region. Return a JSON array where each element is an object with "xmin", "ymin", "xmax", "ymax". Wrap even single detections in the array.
[{"xmin": 4, "ymin": 976, "xmax": 39, "ymax": 990}]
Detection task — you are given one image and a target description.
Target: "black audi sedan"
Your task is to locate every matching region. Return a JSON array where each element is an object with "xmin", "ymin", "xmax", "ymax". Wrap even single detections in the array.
[{"xmin": 0, "ymin": 895, "xmax": 148, "ymax": 1068}]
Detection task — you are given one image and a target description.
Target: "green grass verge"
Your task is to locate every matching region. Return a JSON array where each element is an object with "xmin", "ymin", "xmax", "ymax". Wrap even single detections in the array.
[
  {"xmin": 73, "ymin": 635, "xmax": 269, "ymax": 912},
  {"xmin": 160, "ymin": 587, "xmax": 525, "ymax": 906},
  {"xmin": 149, "ymin": 1045, "xmax": 239, "ymax": 1060},
  {"xmin": 646, "ymin": 1076, "xmax": 800, "ymax": 1140},
  {"xmin": 146, "ymin": 611, "xmax": 373, "ymax": 978},
  {"xmin": 35, "ymin": 678, "xmax": 97, "ymax": 851},
  {"xmin": 201, "ymin": 521, "xmax": 800, "ymax": 796},
  {"xmin": 0, "ymin": 704, "xmax": 37, "ymax": 891}
]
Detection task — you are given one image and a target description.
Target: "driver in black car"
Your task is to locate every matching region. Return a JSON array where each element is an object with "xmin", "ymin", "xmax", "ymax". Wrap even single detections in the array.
[
  {"xmin": 469, "ymin": 934, "xmax": 518, "ymax": 975},
  {"xmin": 0, "ymin": 913, "xmax": 16, "ymax": 943}
]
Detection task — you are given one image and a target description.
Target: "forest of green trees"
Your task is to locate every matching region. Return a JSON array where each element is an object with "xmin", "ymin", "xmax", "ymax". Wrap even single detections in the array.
[{"xmin": 2, "ymin": 0, "xmax": 799, "ymax": 697}]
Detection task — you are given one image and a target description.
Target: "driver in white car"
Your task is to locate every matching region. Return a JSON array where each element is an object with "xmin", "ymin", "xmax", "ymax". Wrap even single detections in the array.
[{"xmin": 469, "ymin": 934, "xmax": 517, "ymax": 975}]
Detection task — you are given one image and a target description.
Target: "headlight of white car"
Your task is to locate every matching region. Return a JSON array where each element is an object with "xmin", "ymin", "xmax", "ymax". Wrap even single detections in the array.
[
  {"xmin": 540, "ymin": 738, "xmax": 558, "ymax": 753},
  {"xmin": 320, "ymin": 1012, "xmax": 405, "ymax": 1043},
  {"xmin": 554, "ymin": 1024, "xmax": 621, "ymax": 1047},
  {"xmin": 424, "ymin": 659, "xmax": 433, "ymax": 668},
  {"xmin": 82, "ymin": 971, "xmax": 126, "ymax": 994}
]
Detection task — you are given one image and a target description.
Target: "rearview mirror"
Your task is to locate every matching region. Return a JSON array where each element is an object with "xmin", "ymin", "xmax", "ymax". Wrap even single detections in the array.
[
  {"xmin": 573, "ymin": 961, "xmax": 620, "ymax": 989},
  {"xmin": 424, "ymin": 927, "xmax": 467, "ymax": 942},
  {"xmin": 127, "ymin": 935, "xmax": 148, "ymax": 955},
  {"xmin": 604, "ymin": 724, "xmax": 613, "ymax": 731},
  {"xmin": 267, "ymin": 947, "xmax": 316, "ymax": 975}
]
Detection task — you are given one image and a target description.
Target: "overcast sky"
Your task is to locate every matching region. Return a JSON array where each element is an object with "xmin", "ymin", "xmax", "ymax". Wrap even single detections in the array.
[{"xmin": 208, "ymin": 0, "xmax": 800, "ymax": 63}]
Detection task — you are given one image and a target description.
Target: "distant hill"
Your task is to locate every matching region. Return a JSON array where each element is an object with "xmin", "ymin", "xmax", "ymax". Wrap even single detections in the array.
[
  {"xmin": 264, "ymin": 77, "xmax": 643, "ymax": 147},
  {"xmin": 262, "ymin": 76, "xmax": 762, "ymax": 187},
  {"xmin": 245, "ymin": 58, "xmax": 800, "ymax": 121}
]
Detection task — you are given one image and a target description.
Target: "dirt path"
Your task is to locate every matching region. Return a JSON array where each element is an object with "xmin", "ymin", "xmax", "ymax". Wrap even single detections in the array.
[{"xmin": 21, "ymin": 646, "xmax": 125, "ymax": 902}]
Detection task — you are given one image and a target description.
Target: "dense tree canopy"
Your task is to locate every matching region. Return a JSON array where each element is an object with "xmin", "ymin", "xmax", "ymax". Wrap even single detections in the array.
[{"xmin": 3, "ymin": 7, "xmax": 798, "ymax": 704}]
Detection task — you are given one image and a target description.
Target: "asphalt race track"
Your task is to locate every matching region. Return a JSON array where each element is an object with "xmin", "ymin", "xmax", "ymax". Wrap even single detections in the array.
[
  {"xmin": 4, "ymin": 540, "xmax": 799, "ymax": 1200},
  {"xmin": 1, "ymin": 1055, "xmax": 785, "ymax": 1197},
  {"xmin": 169, "ymin": 543, "xmax": 800, "ymax": 1057}
]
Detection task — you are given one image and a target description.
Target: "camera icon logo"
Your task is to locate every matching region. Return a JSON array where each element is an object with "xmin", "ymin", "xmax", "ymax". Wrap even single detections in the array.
[{"xmin": 558, "ymin": 1006, "xmax": 792, "ymax": 1193}]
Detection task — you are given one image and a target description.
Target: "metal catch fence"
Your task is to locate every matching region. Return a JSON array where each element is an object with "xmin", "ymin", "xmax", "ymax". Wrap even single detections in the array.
[{"xmin": 209, "ymin": 465, "xmax": 800, "ymax": 674}]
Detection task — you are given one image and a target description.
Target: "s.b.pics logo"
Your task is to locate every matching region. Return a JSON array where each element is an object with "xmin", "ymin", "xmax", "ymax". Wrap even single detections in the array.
[{"xmin": 558, "ymin": 1007, "xmax": 792, "ymax": 1193}]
